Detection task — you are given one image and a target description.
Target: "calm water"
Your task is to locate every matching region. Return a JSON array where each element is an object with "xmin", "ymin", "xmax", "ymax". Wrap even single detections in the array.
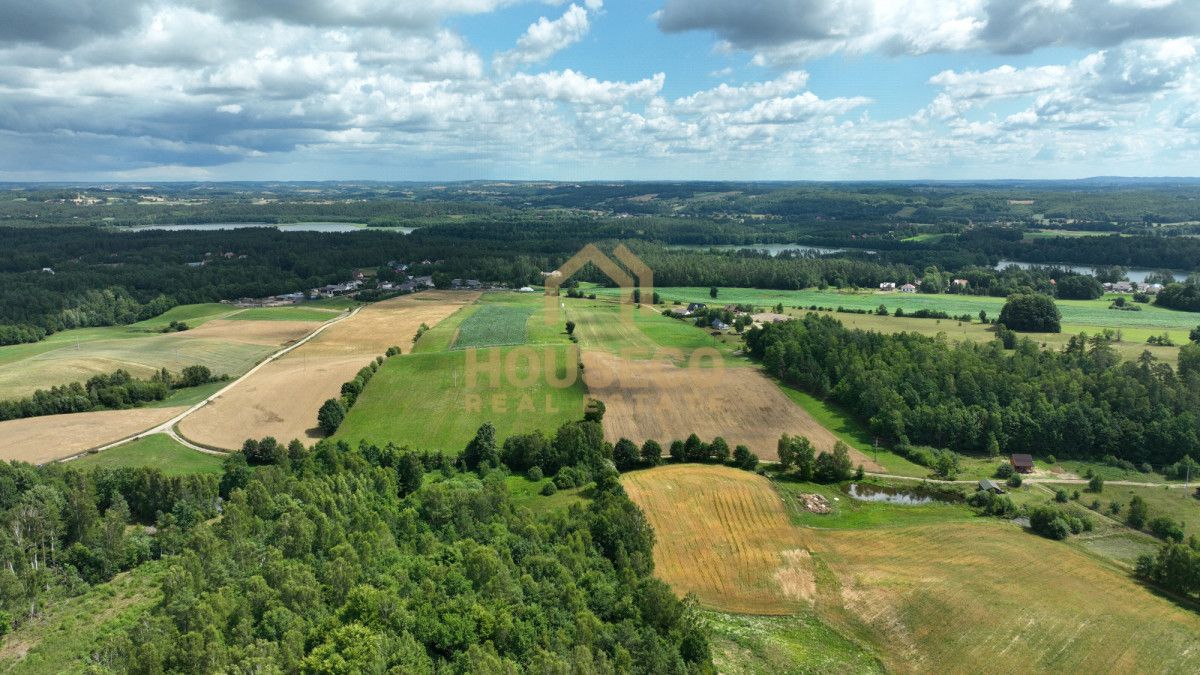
[
  {"xmin": 670, "ymin": 243, "xmax": 845, "ymax": 256},
  {"xmin": 994, "ymin": 260, "xmax": 1166, "ymax": 283},
  {"xmin": 128, "ymin": 222, "xmax": 417, "ymax": 234},
  {"xmin": 845, "ymin": 483, "xmax": 935, "ymax": 505}
]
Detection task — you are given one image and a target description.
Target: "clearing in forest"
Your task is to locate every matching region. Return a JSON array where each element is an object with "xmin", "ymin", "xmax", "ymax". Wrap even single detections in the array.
[
  {"xmin": 178, "ymin": 291, "xmax": 478, "ymax": 449},
  {"xmin": 0, "ymin": 407, "xmax": 187, "ymax": 464}
]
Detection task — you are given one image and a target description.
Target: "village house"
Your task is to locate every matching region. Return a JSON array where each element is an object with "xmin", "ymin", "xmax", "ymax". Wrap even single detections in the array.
[
  {"xmin": 687, "ymin": 302, "xmax": 707, "ymax": 313},
  {"xmin": 710, "ymin": 318, "xmax": 730, "ymax": 331},
  {"xmin": 953, "ymin": 279, "xmax": 969, "ymax": 288},
  {"xmin": 900, "ymin": 283, "xmax": 917, "ymax": 293},
  {"xmin": 879, "ymin": 282, "xmax": 896, "ymax": 291},
  {"xmin": 1010, "ymin": 454, "xmax": 1035, "ymax": 474}
]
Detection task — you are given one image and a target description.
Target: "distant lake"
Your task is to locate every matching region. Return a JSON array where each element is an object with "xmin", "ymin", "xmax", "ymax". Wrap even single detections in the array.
[
  {"xmin": 128, "ymin": 222, "xmax": 417, "ymax": 234},
  {"xmin": 670, "ymin": 243, "xmax": 846, "ymax": 256},
  {"xmin": 994, "ymin": 260, "xmax": 1168, "ymax": 284}
]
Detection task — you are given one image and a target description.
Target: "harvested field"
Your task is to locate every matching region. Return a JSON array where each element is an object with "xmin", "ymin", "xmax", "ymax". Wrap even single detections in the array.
[
  {"xmin": 0, "ymin": 407, "xmax": 186, "ymax": 464},
  {"xmin": 178, "ymin": 291, "xmax": 478, "ymax": 449},
  {"xmin": 584, "ymin": 351, "xmax": 881, "ymax": 470},
  {"xmin": 622, "ymin": 465, "xmax": 813, "ymax": 614},
  {"xmin": 0, "ymin": 318, "xmax": 317, "ymax": 400},
  {"xmin": 810, "ymin": 522, "xmax": 1200, "ymax": 673}
]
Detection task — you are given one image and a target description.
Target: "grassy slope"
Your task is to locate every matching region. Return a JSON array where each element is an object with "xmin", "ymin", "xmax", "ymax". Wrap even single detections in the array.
[
  {"xmin": 0, "ymin": 562, "xmax": 165, "ymax": 674},
  {"xmin": 70, "ymin": 434, "xmax": 223, "ymax": 475},
  {"xmin": 704, "ymin": 610, "xmax": 883, "ymax": 675},
  {"xmin": 336, "ymin": 293, "xmax": 586, "ymax": 453},
  {"xmin": 226, "ymin": 306, "xmax": 343, "ymax": 322}
]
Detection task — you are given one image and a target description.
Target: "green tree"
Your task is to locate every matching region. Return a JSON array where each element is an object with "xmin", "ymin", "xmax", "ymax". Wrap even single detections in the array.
[
  {"xmin": 709, "ymin": 437, "xmax": 730, "ymax": 464},
  {"xmin": 814, "ymin": 442, "xmax": 853, "ymax": 483},
  {"xmin": 732, "ymin": 445, "xmax": 758, "ymax": 471},
  {"xmin": 1127, "ymin": 495, "xmax": 1148, "ymax": 529},
  {"xmin": 998, "ymin": 292, "xmax": 1061, "ymax": 332},
  {"xmin": 640, "ymin": 439, "xmax": 663, "ymax": 466},
  {"xmin": 565, "ymin": 320, "xmax": 576, "ymax": 336},
  {"xmin": 1088, "ymin": 475, "xmax": 1104, "ymax": 493},
  {"xmin": 709, "ymin": 287, "xmax": 718, "ymax": 299},
  {"xmin": 612, "ymin": 438, "xmax": 640, "ymax": 472},
  {"xmin": 317, "ymin": 398, "xmax": 346, "ymax": 435}
]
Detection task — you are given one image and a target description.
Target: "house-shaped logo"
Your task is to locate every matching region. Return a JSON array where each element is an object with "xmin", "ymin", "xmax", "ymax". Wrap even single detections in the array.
[{"xmin": 544, "ymin": 243, "xmax": 652, "ymax": 327}]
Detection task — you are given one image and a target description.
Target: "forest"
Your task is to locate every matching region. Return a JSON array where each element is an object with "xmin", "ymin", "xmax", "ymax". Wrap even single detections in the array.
[
  {"xmin": 0, "ymin": 414, "xmax": 713, "ymax": 673},
  {"xmin": 744, "ymin": 313, "xmax": 1200, "ymax": 467}
]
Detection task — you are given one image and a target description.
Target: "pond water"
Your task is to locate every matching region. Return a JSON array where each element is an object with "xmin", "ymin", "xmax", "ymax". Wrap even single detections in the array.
[
  {"xmin": 669, "ymin": 243, "xmax": 845, "ymax": 256},
  {"xmin": 994, "ymin": 260, "xmax": 1167, "ymax": 283},
  {"xmin": 128, "ymin": 222, "xmax": 417, "ymax": 234},
  {"xmin": 845, "ymin": 483, "xmax": 936, "ymax": 505}
]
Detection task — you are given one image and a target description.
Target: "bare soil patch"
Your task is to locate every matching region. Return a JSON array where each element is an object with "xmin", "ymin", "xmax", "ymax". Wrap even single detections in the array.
[
  {"xmin": 622, "ymin": 464, "xmax": 813, "ymax": 614},
  {"xmin": 0, "ymin": 407, "xmax": 186, "ymax": 464},
  {"xmin": 178, "ymin": 291, "xmax": 479, "ymax": 449},
  {"xmin": 583, "ymin": 351, "xmax": 881, "ymax": 470}
]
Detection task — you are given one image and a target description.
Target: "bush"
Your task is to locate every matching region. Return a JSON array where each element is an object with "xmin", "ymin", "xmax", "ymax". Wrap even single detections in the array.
[
  {"xmin": 1054, "ymin": 489, "xmax": 1068, "ymax": 503},
  {"xmin": 540, "ymin": 481, "xmax": 558, "ymax": 496},
  {"xmin": 526, "ymin": 466, "xmax": 544, "ymax": 482},
  {"xmin": 995, "ymin": 463, "xmax": 1014, "ymax": 479},
  {"xmin": 1030, "ymin": 507, "xmax": 1070, "ymax": 540},
  {"xmin": 317, "ymin": 398, "xmax": 346, "ymax": 436},
  {"xmin": 1006, "ymin": 474, "xmax": 1022, "ymax": 488},
  {"xmin": 1088, "ymin": 475, "xmax": 1104, "ymax": 493},
  {"xmin": 1149, "ymin": 516, "xmax": 1185, "ymax": 543},
  {"xmin": 732, "ymin": 444, "xmax": 758, "ymax": 471}
]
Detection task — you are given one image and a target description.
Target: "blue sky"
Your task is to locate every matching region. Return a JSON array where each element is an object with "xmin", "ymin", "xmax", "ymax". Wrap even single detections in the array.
[{"xmin": 1, "ymin": 0, "xmax": 1199, "ymax": 180}]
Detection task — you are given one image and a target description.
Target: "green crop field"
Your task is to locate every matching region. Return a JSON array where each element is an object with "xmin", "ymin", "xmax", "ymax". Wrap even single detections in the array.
[
  {"xmin": 70, "ymin": 434, "xmax": 224, "ymax": 475},
  {"xmin": 227, "ymin": 306, "xmax": 343, "ymax": 322},
  {"xmin": 451, "ymin": 303, "xmax": 535, "ymax": 349},
  {"xmin": 336, "ymin": 295, "xmax": 586, "ymax": 453}
]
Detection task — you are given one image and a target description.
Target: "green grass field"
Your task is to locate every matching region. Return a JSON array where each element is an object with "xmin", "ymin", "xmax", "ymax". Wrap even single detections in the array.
[
  {"xmin": 70, "ymin": 434, "xmax": 224, "ymax": 475},
  {"xmin": 704, "ymin": 610, "xmax": 883, "ymax": 675},
  {"xmin": 451, "ymin": 303, "xmax": 535, "ymax": 349},
  {"xmin": 335, "ymin": 343, "xmax": 586, "ymax": 454},
  {"xmin": 227, "ymin": 306, "xmax": 343, "ymax": 322}
]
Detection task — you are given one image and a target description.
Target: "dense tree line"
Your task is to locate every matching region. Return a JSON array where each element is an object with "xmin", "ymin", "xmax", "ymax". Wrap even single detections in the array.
[
  {"xmin": 1156, "ymin": 280, "xmax": 1200, "ymax": 312},
  {"xmin": 88, "ymin": 430, "xmax": 711, "ymax": 672},
  {"xmin": 745, "ymin": 314, "xmax": 1200, "ymax": 465},
  {"xmin": 0, "ymin": 366, "xmax": 222, "ymax": 422},
  {"xmin": 0, "ymin": 461, "xmax": 217, "ymax": 633}
]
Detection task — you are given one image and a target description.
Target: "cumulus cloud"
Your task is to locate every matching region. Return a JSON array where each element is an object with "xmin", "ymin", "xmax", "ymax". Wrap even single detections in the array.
[
  {"xmin": 494, "ymin": 4, "xmax": 593, "ymax": 71},
  {"xmin": 656, "ymin": 0, "xmax": 1200, "ymax": 64}
]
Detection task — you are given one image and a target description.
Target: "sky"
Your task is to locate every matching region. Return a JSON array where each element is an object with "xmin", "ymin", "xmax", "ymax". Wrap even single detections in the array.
[{"xmin": 2, "ymin": 0, "xmax": 1200, "ymax": 181}]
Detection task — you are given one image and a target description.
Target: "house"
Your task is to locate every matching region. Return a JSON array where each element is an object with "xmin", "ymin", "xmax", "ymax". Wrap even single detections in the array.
[
  {"xmin": 1145, "ymin": 283, "xmax": 1164, "ymax": 294},
  {"xmin": 1010, "ymin": 454, "xmax": 1034, "ymax": 474},
  {"xmin": 669, "ymin": 307, "xmax": 691, "ymax": 318},
  {"xmin": 953, "ymin": 279, "xmax": 969, "ymax": 288},
  {"xmin": 879, "ymin": 282, "xmax": 896, "ymax": 291},
  {"xmin": 900, "ymin": 283, "xmax": 917, "ymax": 293},
  {"xmin": 711, "ymin": 319, "xmax": 730, "ymax": 331},
  {"xmin": 687, "ymin": 302, "xmax": 707, "ymax": 313},
  {"xmin": 412, "ymin": 275, "xmax": 434, "ymax": 288},
  {"xmin": 977, "ymin": 479, "xmax": 1005, "ymax": 494}
]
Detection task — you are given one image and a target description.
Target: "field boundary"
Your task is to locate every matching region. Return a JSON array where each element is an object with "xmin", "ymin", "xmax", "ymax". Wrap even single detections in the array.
[{"xmin": 53, "ymin": 305, "xmax": 360, "ymax": 465}]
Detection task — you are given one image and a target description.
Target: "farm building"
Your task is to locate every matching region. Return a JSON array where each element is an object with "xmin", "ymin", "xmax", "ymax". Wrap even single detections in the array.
[
  {"xmin": 687, "ymin": 302, "xmax": 707, "ymax": 313},
  {"xmin": 711, "ymin": 319, "xmax": 730, "ymax": 331},
  {"xmin": 900, "ymin": 283, "xmax": 917, "ymax": 293},
  {"xmin": 1010, "ymin": 454, "xmax": 1034, "ymax": 474},
  {"xmin": 977, "ymin": 479, "xmax": 1005, "ymax": 494},
  {"xmin": 879, "ymin": 282, "xmax": 896, "ymax": 291}
]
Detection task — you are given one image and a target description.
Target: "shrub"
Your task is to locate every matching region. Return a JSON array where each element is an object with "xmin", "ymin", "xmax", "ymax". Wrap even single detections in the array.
[
  {"xmin": 995, "ymin": 463, "xmax": 1014, "ymax": 479},
  {"xmin": 1006, "ymin": 474, "xmax": 1022, "ymax": 488},
  {"xmin": 540, "ymin": 481, "xmax": 558, "ymax": 496},
  {"xmin": 1088, "ymin": 475, "xmax": 1104, "ymax": 493},
  {"xmin": 526, "ymin": 466, "xmax": 544, "ymax": 482},
  {"xmin": 1149, "ymin": 516, "xmax": 1185, "ymax": 543},
  {"xmin": 1054, "ymin": 489, "xmax": 1068, "ymax": 503},
  {"xmin": 1029, "ymin": 506, "xmax": 1070, "ymax": 540}
]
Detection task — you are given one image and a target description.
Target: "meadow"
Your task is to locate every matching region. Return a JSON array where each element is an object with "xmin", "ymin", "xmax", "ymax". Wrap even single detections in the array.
[
  {"xmin": 625, "ymin": 464, "xmax": 1200, "ymax": 673},
  {"xmin": 69, "ymin": 434, "xmax": 223, "ymax": 475},
  {"xmin": 334, "ymin": 292, "xmax": 585, "ymax": 453}
]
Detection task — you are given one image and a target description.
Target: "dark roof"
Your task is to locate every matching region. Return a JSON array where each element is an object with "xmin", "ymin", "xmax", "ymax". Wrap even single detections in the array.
[{"xmin": 1010, "ymin": 454, "xmax": 1034, "ymax": 467}]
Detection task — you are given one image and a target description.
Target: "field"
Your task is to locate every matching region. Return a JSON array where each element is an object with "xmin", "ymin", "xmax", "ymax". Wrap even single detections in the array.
[
  {"xmin": 178, "ymin": 291, "xmax": 478, "ymax": 449},
  {"xmin": 592, "ymin": 287, "xmax": 1200, "ymax": 350},
  {"xmin": 335, "ymin": 293, "xmax": 586, "ymax": 452},
  {"xmin": 0, "ymin": 406, "xmax": 186, "ymax": 465},
  {"xmin": 68, "ymin": 433, "xmax": 223, "ymax": 475},
  {"xmin": 451, "ymin": 303, "xmax": 535, "ymax": 349},
  {"xmin": 622, "ymin": 465, "xmax": 814, "ymax": 614},
  {"xmin": 0, "ymin": 303, "xmax": 329, "ymax": 400},
  {"xmin": 625, "ymin": 464, "xmax": 1200, "ymax": 673}
]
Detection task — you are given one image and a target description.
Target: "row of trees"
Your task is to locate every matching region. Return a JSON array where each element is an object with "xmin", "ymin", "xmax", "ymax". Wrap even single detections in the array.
[
  {"xmin": 0, "ymin": 366, "xmax": 221, "ymax": 422},
  {"xmin": 745, "ymin": 313, "xmax": 1200, "ymax": 465},
  {"xmin": 316, "ymin": 347, "xmax": 400, "ymax": 435}
]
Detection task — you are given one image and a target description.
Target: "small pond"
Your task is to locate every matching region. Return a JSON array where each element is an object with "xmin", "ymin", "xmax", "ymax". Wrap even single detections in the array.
[{"xmin": 844, "ymin": 482, "xmax": 960, "ymax": 505}]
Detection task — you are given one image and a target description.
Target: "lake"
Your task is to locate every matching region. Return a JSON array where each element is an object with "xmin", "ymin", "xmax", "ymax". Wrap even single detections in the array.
[
  {"xmin": 670, "ymin": 243, "xmax": 845, "ymax": 256},
  {"xmin": 127, "ymin": 222, "xmax": 417, "ymax": 234},
  {"xmin": 994, "ymin": 260, "xmax": 1169, "ymax": 283}
]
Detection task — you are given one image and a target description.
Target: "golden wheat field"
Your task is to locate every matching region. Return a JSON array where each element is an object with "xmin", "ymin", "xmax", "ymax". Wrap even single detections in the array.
[
  {"xmin": 624, "ymin": 464, "xmax": 1200, "ymax": 673},
  {"xmin": 178, "ymin": 291, "xmax": 479, "ymax": 449},
  {"xmin": 0, "ymin": 407, "xmax": 187, "ymax": 464},
  {"xmin": 621, "ymin": 464, "xmax": 815, "ymax": 614}
]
